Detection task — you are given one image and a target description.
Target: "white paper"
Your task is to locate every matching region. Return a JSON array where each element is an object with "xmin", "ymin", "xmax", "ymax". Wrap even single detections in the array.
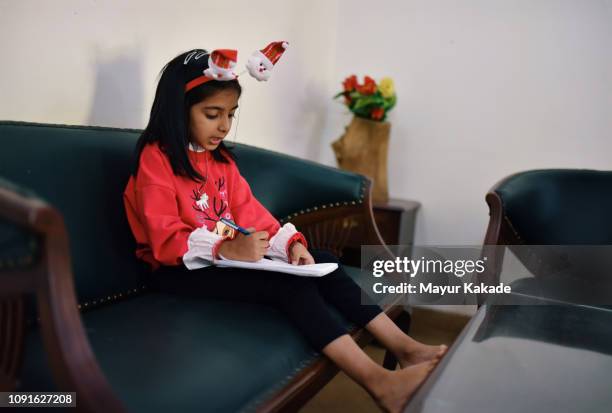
[{"xmin": 215, "ymin": 257, "xmax": 338, "ymax": 277}]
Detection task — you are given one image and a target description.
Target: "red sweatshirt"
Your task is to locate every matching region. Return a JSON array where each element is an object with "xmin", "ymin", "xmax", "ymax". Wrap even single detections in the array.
[{"xmin": 123, "ymin": 142, "xmax": 306, "ymax": 271}]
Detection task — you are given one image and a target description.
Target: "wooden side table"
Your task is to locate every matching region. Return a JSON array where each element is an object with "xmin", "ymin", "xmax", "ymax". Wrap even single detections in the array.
[{"xmin": 340, "ymin": 198, "xmax": 420, "ymax": 265}]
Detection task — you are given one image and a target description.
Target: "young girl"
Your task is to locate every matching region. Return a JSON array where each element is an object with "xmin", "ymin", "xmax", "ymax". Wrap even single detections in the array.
[{"xmin": 123, "ymin": 47, "xmax": 446, "ymax": 413}]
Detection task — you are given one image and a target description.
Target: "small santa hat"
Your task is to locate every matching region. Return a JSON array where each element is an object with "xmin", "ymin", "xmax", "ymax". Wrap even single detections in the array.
[
  {"xmin": 204, "ymin": 49, "xmax": 238, "ymax": 81},
  {"xmin": 246, "ymin": 41, "xmax": 289, "ymax": 81},
  {"xmin": 185, "ymin": 48, "xmax": 238, "ymax": 92},
  {"xmin": 210, "ymin": 49, "xmax": 237, "ymax": 69},
  {"xmin": 260, "ymin": 41, "xmax": 288, "ymax": 65}
]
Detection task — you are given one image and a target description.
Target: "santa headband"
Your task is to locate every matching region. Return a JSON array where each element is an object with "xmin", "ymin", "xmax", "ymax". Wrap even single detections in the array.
[{"xmin": 184, "ymin": 41, "xmax": 289, "ymax": 92}]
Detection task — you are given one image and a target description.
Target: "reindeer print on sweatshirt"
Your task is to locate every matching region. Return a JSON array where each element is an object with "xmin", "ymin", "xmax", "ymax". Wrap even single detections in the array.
[{"xmin": 190, "ymin": 177, "xmax": 236, "ymax": 239}]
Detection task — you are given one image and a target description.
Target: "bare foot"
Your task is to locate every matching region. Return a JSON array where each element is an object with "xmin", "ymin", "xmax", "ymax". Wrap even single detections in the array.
[
  {"xmin": 372, "ymin": 360, "xmax": 437, "ymax": 413},
  {"xmin": 398, "ymin": 343, "xmax": 447, "ymax": 368}
]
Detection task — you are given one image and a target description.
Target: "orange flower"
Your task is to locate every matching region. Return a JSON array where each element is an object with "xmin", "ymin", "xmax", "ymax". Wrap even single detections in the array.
[
  {"xmin": 371, "ymin": 107, "xmax": 384, "ymax": 120},
  {"xmin": 343, "ymin": 75, "xmax": 358, "ymax": 92},
  {"xmin": 356, "ymin": 76, "xmax": 377, "ymax": 95}
]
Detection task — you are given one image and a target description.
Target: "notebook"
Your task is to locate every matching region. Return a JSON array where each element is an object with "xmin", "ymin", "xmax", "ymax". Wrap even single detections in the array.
[{"xmin": 215, "ymin": 257, "xmax": 338, "ymax": 277}]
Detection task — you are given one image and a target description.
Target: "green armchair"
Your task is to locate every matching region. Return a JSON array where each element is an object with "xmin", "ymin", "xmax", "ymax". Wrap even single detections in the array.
[
  {"xmin": 0, "ymin": 121, "xmax": 404, "ymax": 412},
  {"xmin": 481, "ymin": 169, "xmax": 612, "ymax": 306}
]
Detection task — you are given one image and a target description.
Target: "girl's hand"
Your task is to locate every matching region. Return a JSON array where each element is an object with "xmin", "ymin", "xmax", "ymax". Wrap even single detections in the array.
[
  {"xmin": 218, "ymin": 227, "xmax": 269, "ymax": 262},
  {"xmin": 289, "ymin": 242, "xmax": 315, "ymax": 265}
]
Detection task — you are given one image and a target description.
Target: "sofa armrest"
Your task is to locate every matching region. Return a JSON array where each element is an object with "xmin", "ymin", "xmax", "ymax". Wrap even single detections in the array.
[{"xmin": 0, "ymin": 177, "xmax": 126, "ymax": 412}]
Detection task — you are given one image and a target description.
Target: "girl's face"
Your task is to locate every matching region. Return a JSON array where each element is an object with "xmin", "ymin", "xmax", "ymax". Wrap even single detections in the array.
[{"xmin": 189, "ymin": 89, "xmax": 239, "ymax": 151}]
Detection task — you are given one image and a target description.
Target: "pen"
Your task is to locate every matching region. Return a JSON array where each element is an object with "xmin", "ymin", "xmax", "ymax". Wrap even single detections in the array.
[{"xmin": 219, "ymin": 218, "xmax": 251, "ymax": 236}]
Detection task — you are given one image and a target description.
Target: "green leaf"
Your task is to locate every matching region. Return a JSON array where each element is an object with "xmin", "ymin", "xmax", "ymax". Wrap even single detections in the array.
[
  {"xmin": 382, "ymin": 95, "xmax": 397, "ymax": 111},
  {"xmin": 352, "ymin": 107, "xmax": 369, "ymax": 118},
  {"xmin": 353, "ymin": 95, "xmax": 383, "ymax": 110}
]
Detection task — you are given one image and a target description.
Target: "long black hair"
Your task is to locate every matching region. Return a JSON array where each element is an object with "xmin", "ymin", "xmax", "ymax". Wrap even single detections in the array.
[{"xmin": 132, "ymin": 49, "xmax": 241, "ymax": 182}]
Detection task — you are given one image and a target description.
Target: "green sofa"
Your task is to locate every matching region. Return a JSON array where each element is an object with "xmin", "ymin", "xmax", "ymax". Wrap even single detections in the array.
[{"xmin": 0, "ymin": 121, "xmax": 406, "ymax": 413}]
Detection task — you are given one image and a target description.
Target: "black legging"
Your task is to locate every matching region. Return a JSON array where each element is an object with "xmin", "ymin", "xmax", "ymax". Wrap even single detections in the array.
[{"xmin": 150, "ymin": 250, "xmax": 382, "ymax": 352}]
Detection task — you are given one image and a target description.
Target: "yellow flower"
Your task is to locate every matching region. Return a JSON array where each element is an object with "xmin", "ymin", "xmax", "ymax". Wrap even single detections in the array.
[{"xmin": 378, "ymin": 77, "xmax": 395, "ymax": 98}]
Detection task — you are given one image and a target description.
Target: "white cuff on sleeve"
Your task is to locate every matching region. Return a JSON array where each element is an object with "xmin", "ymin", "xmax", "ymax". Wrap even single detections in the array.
[
  {"xmin": 182, "ymin": 227, "xmax": 223, "ymax": 270},
  {"xmin": 266, "ymin": 223, "xmax": 299, "ymax": 262}
]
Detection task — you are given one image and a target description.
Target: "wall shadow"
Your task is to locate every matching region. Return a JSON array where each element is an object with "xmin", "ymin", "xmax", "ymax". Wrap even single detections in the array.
[{"xmin": 87, "ymin": 45, "xmax": 145, "ymax": 129}]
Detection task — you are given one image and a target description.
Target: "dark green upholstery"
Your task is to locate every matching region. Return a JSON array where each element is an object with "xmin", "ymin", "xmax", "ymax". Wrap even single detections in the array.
[
  {"xmin": 0, "ymin": 177, "xmax": 40, "ymax": 270},
  {"xmin": 0, "ymin": 218, "xmax": 38, "ymax": 269},
  {"xmin": 231, "ymin": 143, "xmax": 366, "ymax": 222},
  {"xmin": 0, "ymin": 122, "xmax": 149, "ymax": 303},
  {"xmin": 494, "ymin": 169, "xmax": 612, "ymax": 307},
  {"xmin": 17, "ymin": 275, "xmax": 362, "ymax": 413},
  {"xmin": 1, "ymin": 121, "xmax": 369, "ymax": 412},
  {"xmin": 18, "ymin": 296, "xmax": 326, "ymax": 412},
  {"xmin": 496, "ymin": 169, "xmax": 612, "ymax": 245},
  {"xmin": 0, "ymin": 178, "xmax": 43, "ymax": 324}
]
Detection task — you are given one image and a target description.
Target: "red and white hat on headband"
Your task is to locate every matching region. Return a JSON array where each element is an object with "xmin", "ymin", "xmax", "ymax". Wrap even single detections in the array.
[
  {"xmin": 204, "ymin": 49, "xmax": 238, "ymax": 80},
  {"xmin": 184, "ymin": 41, "xmax": 289, "ymax": 92},
  {"xmin": 246, "ymin": 41, "xmax": 289, "ymax": 81}
]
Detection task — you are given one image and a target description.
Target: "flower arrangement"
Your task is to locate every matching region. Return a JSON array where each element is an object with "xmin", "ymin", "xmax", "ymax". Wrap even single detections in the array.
[{"xmin": 334, "ymin": 75, "xmax": 397, "ymax": 121}]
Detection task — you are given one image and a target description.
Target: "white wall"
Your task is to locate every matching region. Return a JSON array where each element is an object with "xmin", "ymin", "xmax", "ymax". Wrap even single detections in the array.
[
  {"xmin": 1, "ymin": 0, "xmax": 611, "ymax": 245},
  {"xmin": 320, "ymin": 0, "xmax": 612, "ymax": 245},
  {"xmin": 0, "ymin": 0, "xmax": 338, "ymax": 158}
]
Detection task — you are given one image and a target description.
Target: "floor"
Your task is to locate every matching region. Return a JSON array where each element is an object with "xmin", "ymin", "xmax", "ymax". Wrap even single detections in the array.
[{"xmin": 299, "ymin": 307, "xmax": 471, "ymax": 412}]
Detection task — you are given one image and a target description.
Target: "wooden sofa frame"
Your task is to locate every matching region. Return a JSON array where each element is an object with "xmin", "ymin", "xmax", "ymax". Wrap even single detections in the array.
[{"xmin": 0, "ymin": 177, "xmax": 408, "ymax": 413}]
